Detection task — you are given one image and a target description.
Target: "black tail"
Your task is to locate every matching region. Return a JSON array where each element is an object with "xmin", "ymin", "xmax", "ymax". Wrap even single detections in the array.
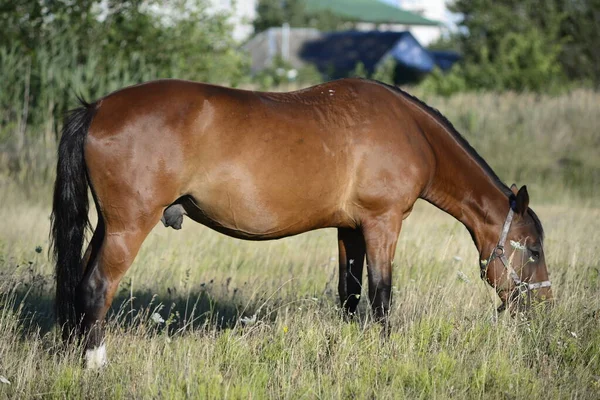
[{"xmin": 51, "ymin": 98, "xmax": 98, "ymax": 339}]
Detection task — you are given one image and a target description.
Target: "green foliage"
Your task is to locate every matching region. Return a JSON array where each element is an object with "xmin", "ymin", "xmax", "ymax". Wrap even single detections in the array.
[
  {"xmin": 494, "ymin": 29, "xmax": 563, "ymax": 91},
  {"xmin": 252, "ymin": 56, "xmax": 319, "ymax": 90},
  {"xmin": 557, "ymin": 0, "xmax": 600, "ymax": 87},
  {"xmin": 254, "ymin": 0, "xmax": 307, "ymax": 32},
  {"xmin": 350, "ymin": 62, "xmax": 369, "ymax": 79},
  {"xmin": 427, "ymin": 33, "xmax": 462, "ymax": 52},
  {"xmin": 438, "ymin": 0, "xmax": 600, "ymax": 93},
  {"xmin": 371, "ymin": 57, "xmax": 397, "ymax": 85},
  {"xmin": 295, "ymin": 64, "xmax": 323, "ymax": 85},
  {"xmin": 422, "ymin": 27, "xmax": 564, "ymax": 95},
  {"xmin": 0, "ymin": 0, "xmax": 249, "ymax": 179},
  {"xmin": 347, "ymin": 58, "xmax": 398, "ymax": 85},
  {"xmin": 253, "ymin": 0, "xmax": 350, "ymax": 33},
  {"xmin": 420, "ymin": 67, "xmax": 468, "ymax": 97}
]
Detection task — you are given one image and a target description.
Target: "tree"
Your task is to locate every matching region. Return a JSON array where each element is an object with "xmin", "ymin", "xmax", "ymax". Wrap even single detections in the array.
[
  {"xmin": 557, "ymin": 0, "xmax": 600, "ymax": 86},
  {"xmin": 253, "ymin": 0, "xmax": 349, "ymax": 33},
  {"xmin": 447, "ymin": 0, "xmax": 600, "ymax": 91},
  {"xmin": 254, "ymin": 0, "xmax": 306, "ymax": 32},
  {"xmin": 0, "ymin": 0, "xmax": 249, "ymax": 151},
  {"xmin": 448, "ymin": 0, "xmax": 565, "ymax": 91}
]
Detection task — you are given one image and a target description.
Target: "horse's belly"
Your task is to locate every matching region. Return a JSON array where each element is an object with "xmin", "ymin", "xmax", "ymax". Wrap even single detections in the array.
[
  {"xmin": 179, "ymin": 190, "xmax": 338, "ymax": 240},
  {"xmin": 179, "ymin": 169, "xmax": 345, "ymax": 240}
]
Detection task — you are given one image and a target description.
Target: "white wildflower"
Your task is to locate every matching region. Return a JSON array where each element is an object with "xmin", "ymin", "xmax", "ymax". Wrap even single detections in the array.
[
  {"xmin": 151, "ymin": 312, "xmax": 165, "ymax": 324},
  {"xmin": 240, "ymin": 314, "xmax": 257, "ymax": 326},
  {"xmin": 457, "ymin": 270, "xmax": 471, "ymax": 283},
  {"xmin": 510, "ymin": 240, "xmax": 526, "ymax": 250},
  {"xmin": 0, "ymin": 376, "xmax": 10, "ymax": 385}
]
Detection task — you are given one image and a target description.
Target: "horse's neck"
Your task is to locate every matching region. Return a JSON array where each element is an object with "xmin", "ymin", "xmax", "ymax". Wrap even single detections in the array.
[{"xmin": 412, "ymin": 103, "xmax": 509, "ymax": 252}]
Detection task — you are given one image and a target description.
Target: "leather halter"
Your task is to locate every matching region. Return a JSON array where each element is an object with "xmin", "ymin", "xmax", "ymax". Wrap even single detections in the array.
[{"xmin": 480, "ymin": 207, "xmax": 552, "ymax": 299}]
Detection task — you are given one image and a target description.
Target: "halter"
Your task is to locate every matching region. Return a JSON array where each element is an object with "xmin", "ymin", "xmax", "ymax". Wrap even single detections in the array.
[{"xmin": 480, "ymin": 207, "xmax": 552, "ymax": 303}]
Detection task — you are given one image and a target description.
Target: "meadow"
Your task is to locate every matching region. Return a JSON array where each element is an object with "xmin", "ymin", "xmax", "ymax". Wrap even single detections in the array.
[{"xmin": 0, "ymin": 88, "xmax": 599, "ymax": 399}]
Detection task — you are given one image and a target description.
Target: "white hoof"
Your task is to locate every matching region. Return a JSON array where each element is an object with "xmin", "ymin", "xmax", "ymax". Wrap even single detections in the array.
[{"xmin": 85, "ymin": 344, "xmax": 107, "ymax": 370}]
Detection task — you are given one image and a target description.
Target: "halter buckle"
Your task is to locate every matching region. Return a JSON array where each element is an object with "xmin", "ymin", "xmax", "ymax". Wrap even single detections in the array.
[{"xmin": 493, "ymin": 246, "xmax": 505, "ymax": 257}]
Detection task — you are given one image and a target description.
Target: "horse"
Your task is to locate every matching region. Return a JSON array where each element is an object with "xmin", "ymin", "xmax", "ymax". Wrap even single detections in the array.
[{"xmin": 51, "ymin": 78, "xmax": 552, "ymax": 369}]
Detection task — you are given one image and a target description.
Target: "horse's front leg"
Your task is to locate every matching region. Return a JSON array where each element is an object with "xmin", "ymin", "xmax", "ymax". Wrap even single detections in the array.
[{"xmin": 362, "ymin": 212, "xmax": 402, "ymax": 328}]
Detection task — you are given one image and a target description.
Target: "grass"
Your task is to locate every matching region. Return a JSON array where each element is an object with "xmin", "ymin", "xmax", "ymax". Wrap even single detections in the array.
[
  {"xmin": 0, "ymin": 184, "xmax": 599, "ymax": 398},
  {"xmin": 0, "ymin": 88, "xmax": 599, "ymax": 398}
]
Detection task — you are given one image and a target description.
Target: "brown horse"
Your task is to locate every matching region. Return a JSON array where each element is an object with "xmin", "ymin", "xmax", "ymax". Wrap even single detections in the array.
[{"xmin": 51, "ymin": 78, "xmax": 552, "ymax": 368}]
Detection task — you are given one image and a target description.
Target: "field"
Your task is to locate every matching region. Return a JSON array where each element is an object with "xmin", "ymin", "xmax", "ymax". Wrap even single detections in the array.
[{"xmin": 0, "ymin": 89, "xmax": 599, "ymax": 399}]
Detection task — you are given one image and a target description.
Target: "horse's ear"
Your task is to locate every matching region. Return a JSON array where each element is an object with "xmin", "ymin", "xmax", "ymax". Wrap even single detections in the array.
[
  {"xmin": 513, "ymin": 185, "xmax": 529, "ymax": 216},
  {"xmin": 510, "ymin": 184, "xmax": 518, "ymax": 195}
]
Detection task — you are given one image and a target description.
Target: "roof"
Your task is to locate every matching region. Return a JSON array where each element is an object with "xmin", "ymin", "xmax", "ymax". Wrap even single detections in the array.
[
  {"xmin": 299, "ymin": 30, "xmax": 436, "ymax": 78},
  {"xmin": 305, "ymin": 0, "xmax": 439, "ymax": 26},
  {"xmin": 243, "ymin": 28, "xmax": 461, "ymax": 81}
]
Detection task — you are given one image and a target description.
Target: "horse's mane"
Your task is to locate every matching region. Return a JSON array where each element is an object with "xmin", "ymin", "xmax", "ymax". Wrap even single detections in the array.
[{"xmin": 371, "ymin": 79, "xmax": 544, "ymax": 238}]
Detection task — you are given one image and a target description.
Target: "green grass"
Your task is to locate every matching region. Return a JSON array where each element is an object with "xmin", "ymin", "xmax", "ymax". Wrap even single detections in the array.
[{"xmin": 0, "ymin": 89, "xmax": 599, "ymax": 398}]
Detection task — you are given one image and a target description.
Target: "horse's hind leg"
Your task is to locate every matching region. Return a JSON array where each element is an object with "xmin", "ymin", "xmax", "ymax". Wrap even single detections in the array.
[
  {"xmin": 77, "ymin": 209, "xmax": 161, "ymax": 369},
  {"xmin": 338, "ymin": 228, "xmax": 366, "ymax": 316},
  {"xmin": 362, "ymin": 212, "xmax": 402, "ymax": 326}
]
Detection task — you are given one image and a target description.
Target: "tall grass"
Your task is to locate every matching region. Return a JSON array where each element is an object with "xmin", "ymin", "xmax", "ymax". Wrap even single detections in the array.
[
  {"xmin": 418, "ymin": 89, "xmax": 600, "ymax": 200},
  {"xmin": 0, "ymin": 183, "xmax": 599, "ymax": 398},
  {"xmin": 0, "ymin": 39, "xmax": 160, "ymax": 186}
]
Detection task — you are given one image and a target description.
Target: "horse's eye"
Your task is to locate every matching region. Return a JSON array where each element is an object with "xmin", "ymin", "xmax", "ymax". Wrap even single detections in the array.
[{"xmin": 530, "ymin": 249, "xmax": 540, "ymax": 260}]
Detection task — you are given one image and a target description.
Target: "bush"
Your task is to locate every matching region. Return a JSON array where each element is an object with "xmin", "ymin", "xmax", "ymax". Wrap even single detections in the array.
[
  {"xmin": 372, "ymin": 58, "xmax": 397, "ymax": 85},
  {"xmin": 0, "ymin": 0, "xmax": 250, "ymax": 182},
  {"xmin": 419, "ymin": 66, "xmax": 468, "ymax": 97},
  {"xmin": 440, "ymin": 0, "xmax": 570, "ymax": 93}
]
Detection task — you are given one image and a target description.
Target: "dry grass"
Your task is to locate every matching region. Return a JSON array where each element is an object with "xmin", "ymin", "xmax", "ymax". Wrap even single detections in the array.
[{"xmin": 0, "ymin": 183, "xmax": 599, "ymax": 398}]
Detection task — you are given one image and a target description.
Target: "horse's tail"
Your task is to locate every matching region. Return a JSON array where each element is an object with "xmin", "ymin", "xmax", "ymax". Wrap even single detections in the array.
[{"xmin": 51, "ymin": 97, "xmax": 98, "ymax": 339}]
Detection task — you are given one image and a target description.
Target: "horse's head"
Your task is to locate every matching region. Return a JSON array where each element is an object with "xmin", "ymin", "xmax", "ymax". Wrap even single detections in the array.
[{"xmin": 481, "ymin": 184, "xmax": 553, "ymax": 315}]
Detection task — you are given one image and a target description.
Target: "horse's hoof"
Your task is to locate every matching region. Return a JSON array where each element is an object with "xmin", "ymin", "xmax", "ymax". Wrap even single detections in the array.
[{"xmin": 84, "ymin": 344, "xmax": 107, "ymax": 370}]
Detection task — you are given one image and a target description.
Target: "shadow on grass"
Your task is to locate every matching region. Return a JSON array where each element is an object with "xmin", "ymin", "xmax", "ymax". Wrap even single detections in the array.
[
  {"xmin": 1, "ymin": 263, "xmax": 344, "ymax": 341},
  {"xmin": 3, "ymin": 277, "xmax": 261, "ymax": 338}
]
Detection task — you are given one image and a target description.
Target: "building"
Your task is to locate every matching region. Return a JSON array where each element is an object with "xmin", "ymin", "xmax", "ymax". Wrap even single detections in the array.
[{"xmin": 244, "ymin": 28, "xmax": 459, "ymax": 84}]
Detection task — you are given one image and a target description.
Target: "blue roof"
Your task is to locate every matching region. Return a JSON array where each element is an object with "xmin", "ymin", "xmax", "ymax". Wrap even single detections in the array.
[
  {"xmin": 298, "ymin": 30, "xmax": 458, "ymax": 79},
  {"xmin": 386, "ymin": 32, "xmax": 435, "ymax": 72}
]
